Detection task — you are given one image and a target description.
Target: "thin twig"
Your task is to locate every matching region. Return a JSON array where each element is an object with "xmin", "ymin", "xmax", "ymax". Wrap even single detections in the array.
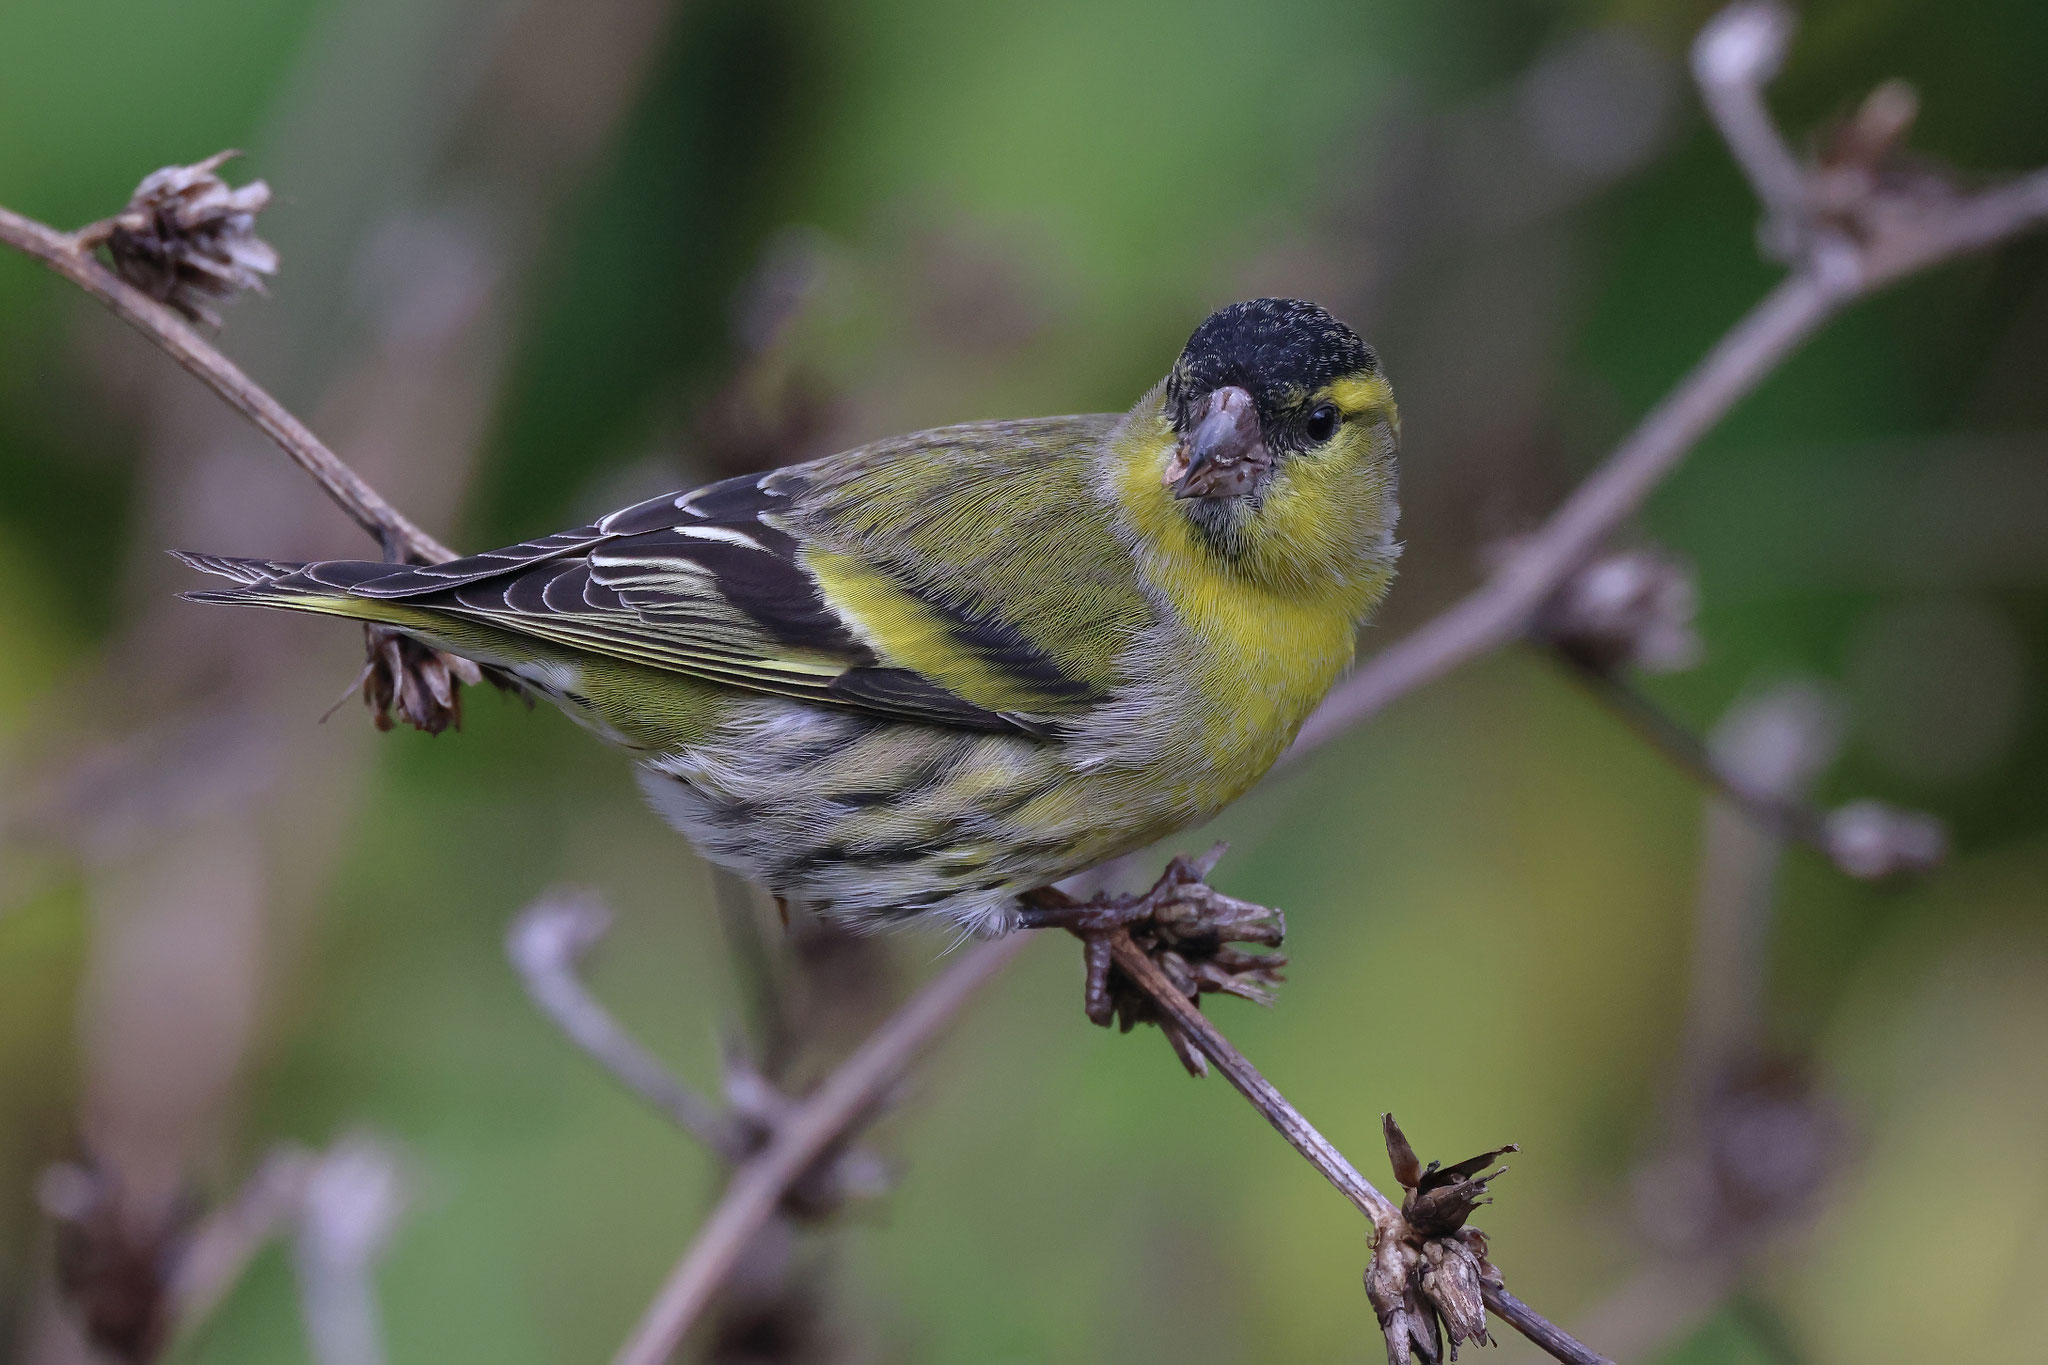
[
  {"xmin": 1881, "ymin": 167, "xmax": 2048, "ymax": 280},
  {"xmin": 166, "ymin": 1148, "xmax": 314, "ymax": 1336},
  {"xmin": 292, "ymin": 1135, "xmax": 408, "ymax": 1365},
  {"xmin": 610, "ymin": 933, "xmax": 1028, "ymax": 1365},
  {"xmin": 1289, "ymin": 154, "xmax": 2048, "ymax": 765},
  {"xmin": 0, "ymin": 205, "xmax": 452, "ymax": 564},
  {"xmin": 1692, "ymin": 2, "xmax": 1807, "ymax": 250},
  {"xmin": 1103, "ymin": 930, "xmax": 1399, "ymax": 1227},
  {"xmin": 1288, "ymin": 269, "xmax": 1845, "ymax": 757},
  {"xmin": 1551, "ymin": 650, "xmax": 1832, "ymax": 852},
  {"xmin": 508, "ymin": 894, "xmax": 744, "ymax": 1160},
  {"xmin": 1105, "ymin": 931, "xmax": 1608, "ymax": 1365},
  {"xmin": 1485, "ymin": 1284, "xmax": 1614, "ymax": 1365}
]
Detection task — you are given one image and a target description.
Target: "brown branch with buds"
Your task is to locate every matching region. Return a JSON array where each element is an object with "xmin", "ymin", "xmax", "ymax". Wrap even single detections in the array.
[
  {"xmin": 1289, "ymin": 1, "xmax": 2048, "ymax": 761},
  {"xmin": 1529, "ymin": 544, "xmax": 1947, "ymax": 882},
  {"xmin": 1548, "ymin": 642, "xmax": 1947, "ymax": 881},
  {"xmin": 609, "ymin": 931, "xmax": 1029, "ymax": 1365},
  {"xmin": 0, "ymin": 159, "xmax": 449, "ymax": 565},
  {"xmin": 1029, "ymin": 855, "xmax": 1609, "ymax": 1365},
  {"xmin": 0, "ymin": 155, "xmax": 495, "ymax": 735}
]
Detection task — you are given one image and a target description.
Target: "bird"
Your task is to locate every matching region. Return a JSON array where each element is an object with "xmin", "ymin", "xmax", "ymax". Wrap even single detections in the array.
[{"xmin": 178, "ymin": 298, "xmax": 1401, "ymax": 937}]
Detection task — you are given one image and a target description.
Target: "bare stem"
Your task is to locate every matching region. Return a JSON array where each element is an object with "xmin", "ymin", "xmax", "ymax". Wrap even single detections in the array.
[
  {"xmin": 0, "ymin": 204, "xmax": 453, "ymax": 564},
  {"xmin": 1103, "ymin": 930, "xmax": 1399, "ymax": 1227},
  {"xmin": 1103, "ymin": 930, "xmax": 1606, "ymax": 1365},
  {"xmin": 1485, "ymin": 1283, "xmax": 1615, "ymax": 1365},
  {"xmin": 1550, "ymin": 650, "xmax": 1832, "ymax": 851},
  {"xmin": 1289, "ymin": 271, "xmax": 1843, "ymax": 758},
  {"xmin": 610, "ymin": 933, "xmax": 1028, "ymax": 1365},
  {"xmin": 167, "ymin": 1148, "xmax": 314, "ymax": 1337},
  {"xmin": 1288, "ymin": 158, "xmax": 2048, "ymax": 766},
  {"xmin": 1692, "ymin": 2, "xmax": 1807, "ymax": 248},
  {"xmin": 508, "ymin": 894, "xmax": 743, "ymax": 1159},
  {"xmin": 292, "ymin": 1135, "xmax": 407, "ymax": 1365}
]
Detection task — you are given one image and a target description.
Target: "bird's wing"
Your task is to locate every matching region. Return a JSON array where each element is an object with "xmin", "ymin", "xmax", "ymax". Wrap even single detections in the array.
[{"xmin": 295, "ymin": 414, "xmax": 1153, "ymax": 737}]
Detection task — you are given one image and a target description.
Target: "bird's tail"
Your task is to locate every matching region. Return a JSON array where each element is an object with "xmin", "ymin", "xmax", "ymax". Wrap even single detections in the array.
[{"xmin": 172, "ymin": 550, "xmax": 436, "ymax": 627}]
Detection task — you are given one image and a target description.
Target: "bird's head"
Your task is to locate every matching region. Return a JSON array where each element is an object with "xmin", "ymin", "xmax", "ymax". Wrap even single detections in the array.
[{"xmin": 1149, "ymin": 299, "xmax": 1400, "ymax": 592}]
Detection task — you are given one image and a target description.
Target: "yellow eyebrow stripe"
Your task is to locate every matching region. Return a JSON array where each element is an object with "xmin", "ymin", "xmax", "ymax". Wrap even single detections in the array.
[{"xmin": 1326, "ymin": 373, "xmax": 1393, "ymax": 414}]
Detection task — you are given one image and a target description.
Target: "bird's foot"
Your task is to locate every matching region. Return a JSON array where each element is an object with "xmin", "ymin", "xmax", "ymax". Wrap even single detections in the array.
[{"xmin": 1019, "ymin": 845, "xmax": 1288, "ymax": 1071}]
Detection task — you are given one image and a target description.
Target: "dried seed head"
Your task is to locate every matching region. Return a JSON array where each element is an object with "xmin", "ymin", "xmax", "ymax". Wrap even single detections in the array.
[
  {"xmin": 88, "ymin": 151, "xmax": 279, "ymax": 326},
  {"xmin": 1374, "ymin": 1117, "xmax": 1517, "ymax": 1362},
  {"xmin": 704, "ymin": 1238, "xmax": 839, "ymax": 1365},
  {"xmin": 1532, "ymin": 545, "xmax": 1701, "ymax": 675},
  {"xmin": 1704, "ymin": 1060, "xmax": 1846, "ymax": 1230},
  {"xmin": 356, "ymin": 624, "xmax": 479, "ymax": 735},
  {"xmin": 1096, "ymin": 850, "xmax": 1289, "ymax": 1076},
  {"xmin": 39, "ymin": 1160, "xmax": 183, "ymax": 1362},
  {"xmin": 1367, "ymin": 1235, "xmax": 1441, "ymax": 1365},
  {"xmin": 1420, "ymin": 1238, "xmax": 1494, "ymax": 1354},
  {"xmin": 1823, "ymin": 80, "xmax": 1921, "ymax": 174},
  {"xmin": 1384, "ymin": 1113, "xmax": 1425, "ymax": 1190},
  {"xmin": 1384, "ymin": 1114, "xmax": 1517, "ymax": 1238},
  {"xmin": 1824, "ymin": 799, "xmax": 1947, "ymax": 880},
  {"xmin": 1634, "ymin": 1058, "xmax": 1848, "ymax": 1255}
]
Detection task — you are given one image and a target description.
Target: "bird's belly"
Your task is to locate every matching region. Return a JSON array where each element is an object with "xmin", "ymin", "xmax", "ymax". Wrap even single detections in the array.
[{"xmin": 635, "ymin": 696, "xmax": 1200, "ymax": 935}]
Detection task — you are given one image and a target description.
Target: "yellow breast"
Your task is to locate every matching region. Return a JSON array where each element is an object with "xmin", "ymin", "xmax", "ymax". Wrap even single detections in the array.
[{"xmin": 1104, "ymin": 416, "xmax": 1384, "ymax": 790}]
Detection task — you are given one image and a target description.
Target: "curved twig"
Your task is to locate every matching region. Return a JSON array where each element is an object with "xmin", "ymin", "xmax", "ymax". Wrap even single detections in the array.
[
  {"xmin": 609, "ymin": 932, "xmax": 1028, "ymax": 1365},
  {"xmin": 0, "ymin": 205, "xmax": 453, "ymax": 564},
  {"xmin": 507, "ymin": 894, "xmax": 744, "ymax": 1159},
  {"xmin": 1104, "ymin": 930, "xmax": 1399, "ymax": 1227},
  {"xmin": 1289, "ymin": 175, "xmax": 2048, "ymax": 764}
]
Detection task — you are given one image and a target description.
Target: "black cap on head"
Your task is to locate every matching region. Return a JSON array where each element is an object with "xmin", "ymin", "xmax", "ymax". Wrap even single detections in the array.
[{"xmin": 1165, "ymin": 299, "xmax": 1376, "ymax": 444}]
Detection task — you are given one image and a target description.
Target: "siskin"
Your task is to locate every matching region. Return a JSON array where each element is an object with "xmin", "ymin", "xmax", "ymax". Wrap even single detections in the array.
[{"xmin": 180, "ymin": 298, "xmax": 1400, "ymax": 936}]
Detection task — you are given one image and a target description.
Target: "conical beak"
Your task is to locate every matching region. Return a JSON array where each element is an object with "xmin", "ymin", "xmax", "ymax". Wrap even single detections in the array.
[{"xmin": 1163, "ymin": 385, "xmax": 1270, "ymax": 499}]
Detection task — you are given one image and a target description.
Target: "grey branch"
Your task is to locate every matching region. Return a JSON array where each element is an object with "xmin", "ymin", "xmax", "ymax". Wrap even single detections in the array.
[
  {"xmin": 1102, "ymin": 923, "xmax": 1610, "ymax": 1365},
  {"xmin": 1692, "ymin": 1, "xmax": 1807, "ymax": 254},
  {"xmin": 610, "ymin": 932, "xmax": 1028, "ymax": 1365},
  {"xmin": 1105, "ymin": 928, "xmax": 1400, "ymax": 1229},
  {"xmin": 167, "ymin": 1148, "xmax": 316, "ymax": 1336},
  {"xmin": 1552, "ymin": 651, "xmax": 1946, "ymax": 881},
  {"xmin": 1287, "ymin": 3, "xmax": 2048, "ymax": 762},
  {"xmin": 1486, "ymin": 1284, "xmax": 1614, "ymax": 1365},
  {"xmin": 293, "ymin": 1135, "xmax": 408, "ymax": 1365},
  {"xmin": 507, "ymin": 893, "xmax": 744, "ymax": 1159},
  {"xmin": 0, "ymin": 194, "xmax": 452, "ymax": 564}
]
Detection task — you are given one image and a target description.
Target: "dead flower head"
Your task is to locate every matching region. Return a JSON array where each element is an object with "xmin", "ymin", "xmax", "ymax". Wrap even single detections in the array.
[
  {"xmin": 353, "ymin": 623, "xmax": 482, "ymax": 736},
  {"xmin": 1094, "ymin": 849, "xmax": 1288, "ymax": 1076},
  {"xmin": 1367, "ymin": 1114, "xmax": 1518, "ymax": 1363},
  {"xmin": 1633, "ymin": 1057, "xmax": 1848, "ymax": 1257},
  {"xmin": 1531, "ymin": 544, "xmax": 1702, "ymax": 676},
  {"xmin": 38, "ymin": 1160, "xmax": 185, "ymax": 1362},
  {"xmin": 1824, "ymin": 798, "xmax": 1948, "ymax": 880},
  {"xmin": 86, "ymin": 150, "xmax": 279, "ymax": 326}
]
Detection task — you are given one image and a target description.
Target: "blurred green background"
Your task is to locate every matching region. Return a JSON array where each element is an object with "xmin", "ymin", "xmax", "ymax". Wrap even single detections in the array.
[{"xmin": 3, "ymin": 0, "xmax": 2046, "ymax": 1361}]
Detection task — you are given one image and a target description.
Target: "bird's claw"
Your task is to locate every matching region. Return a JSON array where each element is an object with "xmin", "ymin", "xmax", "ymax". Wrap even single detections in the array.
[{"xmin": 1021, "ymin": 847, "xmax": 1288, "ymax": 1074}]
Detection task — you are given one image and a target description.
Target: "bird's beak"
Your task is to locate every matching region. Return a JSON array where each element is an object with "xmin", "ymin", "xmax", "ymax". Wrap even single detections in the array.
[{"xmin": 1163, "ymin": 385, "xmax": 1270, "ymax": 499}]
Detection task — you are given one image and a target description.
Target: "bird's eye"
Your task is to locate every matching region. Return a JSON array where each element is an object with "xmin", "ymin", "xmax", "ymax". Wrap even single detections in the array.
[{"xmin": 1305, "ymin": 403, "xmax": 1341, "ymax": 444}]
